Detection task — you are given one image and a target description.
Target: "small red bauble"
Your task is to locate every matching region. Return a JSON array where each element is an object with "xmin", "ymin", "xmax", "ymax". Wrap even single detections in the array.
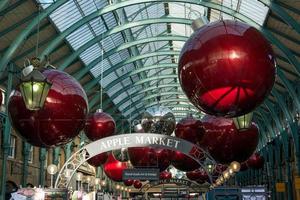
[
  {"xmin": 103, "ymin": 153, "xmax": 128, "ymax": 182},
  {"xmin": 240, "ymin": 162, "xmax": 249, "ymax": 171},
  {"xmin": 84, "ymin": 110, "xmax": 115, "ymax": 141},
  {"xmin": 175, "ymin": 114, "xmax": 204, "ymax": 145},
  {"xmin": 186, "ymin": 169, "xmax": 208, "ymax": 182},
  {"xmin": 87, "ymin": 153, "xmax": 108, "ymax": 167},
  {"xmin": 8, "ymin": 69, "xmax": 88, "ymax": 147},
  {"xmin": 201, "ymin": 115, "xmax": 259, "ymax": 164},
  {"xmin": 124, "ymin": 179, "xmax": 134, "ymax": 186},
  {"xmin": 178, "ymin": 20, "xmax": 275, "ymax": 117},
  {"xmin": 160, "ymin": 171, "xmax": 172, "ymax": 180},
  {"xmin": 133, "ymin": 180, "xmax": 142, "ymax": 189},
  {"xmin": 171, "ymin": 151, "xmax": 200, "ymax": 172},
  {"xmin": 247, "ymin": 153, "xmax": 264, "ymax": 169},
  {"xmin": 128, "ymin": 147, "xmax": 171, "ymax": 172}
]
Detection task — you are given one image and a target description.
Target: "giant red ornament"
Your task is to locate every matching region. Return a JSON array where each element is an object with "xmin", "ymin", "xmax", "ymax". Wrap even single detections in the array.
[
  {"xmin": 247, "ymin": 153, "xmax": 264, "ymax": 169},
  {"xmin": 201, "ymin": 115, "xmax": 259, "ymax": 164},
  {"xmin": 133, "ymin": 180, "xmax": 142, "ymax": 189},
  {"xmin": 84, "ymin": 111, "xmax": 115, "ymax": 141},
  {"xmin": 103, "ymin": 153, "xmax": 128, "ymax": 182},
  {"xmin": 171, "ymin": 151, "xmax": 201, "ymax": 172},
  {"xmin": 87, "ymin": 153, "xmax": 108, "ymax": 167},
  {"xmin": 128, "ymin": 147, "xmax": 171, "ymax": 172},
  {"xmin": 160, "ymin": 171, "xmax": 172, "ymax": 180},
  {"xmin": 8, "ymin": 69, "xmax": 88, "ymax": 147},
  {"xmin": 175, "ymin": 114, "xmax": 204, "ymax": 145},
  {"xmin": 178, "ymin": 20, "xmax": 275, "ymax": 117},
  {"xmin": 124, "ymin": 179, "xmax": 134, "ymax": 186}
]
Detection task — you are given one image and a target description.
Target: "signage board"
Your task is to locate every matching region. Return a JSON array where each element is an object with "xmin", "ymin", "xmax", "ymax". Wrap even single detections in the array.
[
  {"xmin": 123, "ymin": 168, "xmax": 159, "ymax": 180},
  {"xmin": 276, "ymin": 182, "xmax": 285, "ymax": 192}
]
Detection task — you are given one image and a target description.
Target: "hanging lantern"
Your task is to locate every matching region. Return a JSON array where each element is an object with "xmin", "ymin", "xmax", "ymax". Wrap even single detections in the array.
[
  {"xmin": 8, "ymin": 69, "xmax": 88, "ymax": 147},
  {"xmin": 113, "ymin": 148, "xmax": 129, "ymax": 162},
  {"xmin": 85, "ymin": 110, "xmax": 116, "ymax": 141},
  {"xmin": 19, "ymin": 58, "xmax": 52, "ymax": 110},
  {"xmin": 200, "ymin": 115, "xmax": 259, "ymax": 164},
  {"xmin": 233, "ymin": 112, "xmax": 253, "ymax": 131},
  {"xmin": 178, "ymin": 20, "xmax": 276, "ymax": 117}
]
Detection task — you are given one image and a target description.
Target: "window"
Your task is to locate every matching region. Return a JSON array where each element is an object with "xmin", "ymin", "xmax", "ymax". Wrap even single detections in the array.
[
  {"xmin": 28, "ymin": 146, "xmax": 34, "ymax": 163},
  {"xmin": 8, "ymin": 135, "xmax": 16, "ymax": 159}
]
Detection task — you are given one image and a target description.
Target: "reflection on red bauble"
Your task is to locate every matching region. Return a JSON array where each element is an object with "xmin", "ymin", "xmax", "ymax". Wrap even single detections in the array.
[
  {"xmin": 103, "ymin": 153, "xmax": 128, "ymax": 182},
  {"xmin": 85, "ymin": 111, "xmax": 115, "ymax": 141},
  {"xmin": 87, "ymin": 153, "xmax": 108, "ymax": 167},
  {"xmin": 186, "ymin": 169, "xmax": 208, "ymax": 182},
  {"xmin": 171, "ymin": 151, "xmax": 200, "ymax": 172},
  {"xmin": 178, "ymin": 20, "xmax": 275, "ymax": 117},
  {"xmin": 247, "ymin": 153, "xmax": 264, "ymax": 169},
  {"xmin": 8, "ymin": 69, "xmax": 88, "ymax": 147},
  {"xmin": 160, "ymin": 171, "xmax": 172, "ymax": 180},
  {"xmin": 175, "ymin": 115, "xmax": 204, "ymax": 145},
  {"xmin": 201, "ymin": 115, "xmax": 259, "ymax": 164},
  {"xmin": 133, "ymin": 180, "xmax": 142, "ymax": 189},
  {"xmin": 124, "ymin": 179, "xmax": 134, "ymax": 186},
  {"xmin": 128, "ymin": 147, "xmax": 171, "ymax": 172}
]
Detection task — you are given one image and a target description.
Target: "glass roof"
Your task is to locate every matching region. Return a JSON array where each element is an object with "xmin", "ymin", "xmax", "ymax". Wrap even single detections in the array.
[{"xmin": 37, "ymin": 0, "xmax": 270, "ymax": 123}]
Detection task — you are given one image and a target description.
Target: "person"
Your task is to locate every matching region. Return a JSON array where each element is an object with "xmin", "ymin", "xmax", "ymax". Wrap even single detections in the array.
[
  {"xmin": 26, "ymin": 183, "xmax": 34, "ymax": 188},
  {"xmin": 5, "ymin": 181, "xmax": 18, "ymax": 200}
]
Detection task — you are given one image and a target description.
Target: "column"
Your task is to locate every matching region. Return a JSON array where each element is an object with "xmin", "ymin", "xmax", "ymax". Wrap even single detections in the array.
[
  {"xmin": 21, "ymin": 142, "xmax": 31, "ymax": 186},
  {"xmin": 0, "ymin": 63, "xmax": 13, "ymax": 200},
  {"xmin": 39, "ymin": 148, "xmax": 47, "ymax": 186}
]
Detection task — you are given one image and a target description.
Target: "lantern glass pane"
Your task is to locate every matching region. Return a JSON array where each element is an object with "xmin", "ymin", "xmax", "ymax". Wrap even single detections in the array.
[
  {"xmin": 20, "ymin": 81, "xmax": 51, "ymax": 110},
  {"xmin": 233, "ymin": 112, "xmax": 253, "ymax": 130}
]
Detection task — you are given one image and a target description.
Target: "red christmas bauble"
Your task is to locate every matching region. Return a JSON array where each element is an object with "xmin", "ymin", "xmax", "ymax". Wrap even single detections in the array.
[
  {"xmin": 124, "ymin": 179, "xmax": 134, "ymax": 186},
  {"xmin": 247, "ymin": 153, "xmax": 264, "ymax": 169},
  {"xmin": 84, "ymin": 111, "xmax": 115, "ymax": 141},
  {"xmin": 103, "ymin": 153, "xmax": 128, "ymax": 182},
  {"xmin": 133, "ymin": 180, "xmax": 142, "ymax": 189},
  {"xmin": 8, "ymin": 69, "xmax": 88, "ymax": 147},
  {"xmin": 128, "ymin": 147, "xmax": 171, "ymax": 172},
  {"xmin": 171, "ymin": 151, "xmax": 201, "ymax": 172},
  {"xmin": 175, "ymin": 115, "xmax": 204, "ymax": 145},
  {"xmin": 178, "ymin": 20, "xmax": 275, "ymax": 117},
  {"xmin": 87, "ymin": 153, "xmax": 108, "ymax": 167},
  {"xmin": 186, "ymin": 169, "xmax": 208, "ymax": 182},
  {"xmin": 201, "ymin": 115, "xmax": 259, "ymax": 164},
  {"xmin": 160, "ymin": 171, "xmax": 172, "ymax": 180}
]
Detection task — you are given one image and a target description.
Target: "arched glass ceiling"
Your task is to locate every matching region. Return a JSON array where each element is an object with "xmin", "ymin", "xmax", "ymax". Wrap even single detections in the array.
[{"xmin": 35, "ymin": 0, "xmax": 270, "ymax": 123}]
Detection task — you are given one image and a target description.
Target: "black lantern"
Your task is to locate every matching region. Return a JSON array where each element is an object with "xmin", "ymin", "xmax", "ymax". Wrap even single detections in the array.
[
  {"xmin": 19, "ymin": 58, "xmax": 52, "ymax": 110},
  {"xmin": 233, "ymin": 112, "xmax": 253, "ymax": 131}
]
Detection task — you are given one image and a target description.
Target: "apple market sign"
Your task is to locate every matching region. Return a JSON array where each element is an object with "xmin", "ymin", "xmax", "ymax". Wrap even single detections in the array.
[{"xmin": 55, "ymin": 133, "xmax": 218, "ymax": 188}]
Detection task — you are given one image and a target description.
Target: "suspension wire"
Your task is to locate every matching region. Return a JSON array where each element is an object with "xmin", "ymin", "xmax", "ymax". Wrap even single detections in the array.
[
  {"xmin": 100, "ymin": 35, "xmax": 104, "ymax": 110},
  {"xmin": 35, "ymin": 5, "xmax": 41, "ymax": 57}
]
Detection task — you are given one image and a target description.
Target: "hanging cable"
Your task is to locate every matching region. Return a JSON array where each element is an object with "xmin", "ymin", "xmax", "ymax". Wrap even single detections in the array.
[{"xmin": 100, "ymin": 34, "xmax": 104, "ymax": 110}]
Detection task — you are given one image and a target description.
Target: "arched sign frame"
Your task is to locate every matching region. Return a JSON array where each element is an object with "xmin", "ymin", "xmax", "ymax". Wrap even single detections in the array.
[{"xmin": 55, "ymin": 133, "xmax": 226, "ymax": 188}]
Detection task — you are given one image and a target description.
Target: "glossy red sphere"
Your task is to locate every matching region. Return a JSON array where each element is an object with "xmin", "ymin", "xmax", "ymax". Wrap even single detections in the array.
[
  {"xmin": 186, "ymin": 169, "xmax": 208, "ymax": 182},
  {"xmin": 247, "ymin": 153, "xmax": 264, "ymax": 169},
  {"xmin": 124, "ymin": 179, "xmax": 134, "ymax": 186},
  {"xmin": 128, "ymin": 147, "xmax": 171, "ymax": 172},
  {"xmin": 178, "ymin": 20, "xmax": 276, "ymax": 117},
  {"xmin": 160, "ymin": 171, "xmax": 172, "ymax": 180},
  {"xmin": 175, "ymin": 115, "xmax": 204, "ymax": 145},
  {"xmin": 201, "ymin": 115, "xmax": 259, "ymax": 164},
  {"xmin": 87, "ymin": 153, "xmax": 108, "ymax": 167},
  {"xmin": 103, "ymin": 153, "xmax": 128, "ymax": 182},
  {"xmin": 84, "ymin": 111, "xmax": 115, "ymax": 141},
  {"xmin": 8, "ymin": 69, "xmax": 88, "ymax": 147},
  {"xmin": 171, "ymin": 151, "xmax": 201, "ymax": 172},
  {"xmin": 133, "ymin": 180, "xmax": 142, "ymax": 189}
]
